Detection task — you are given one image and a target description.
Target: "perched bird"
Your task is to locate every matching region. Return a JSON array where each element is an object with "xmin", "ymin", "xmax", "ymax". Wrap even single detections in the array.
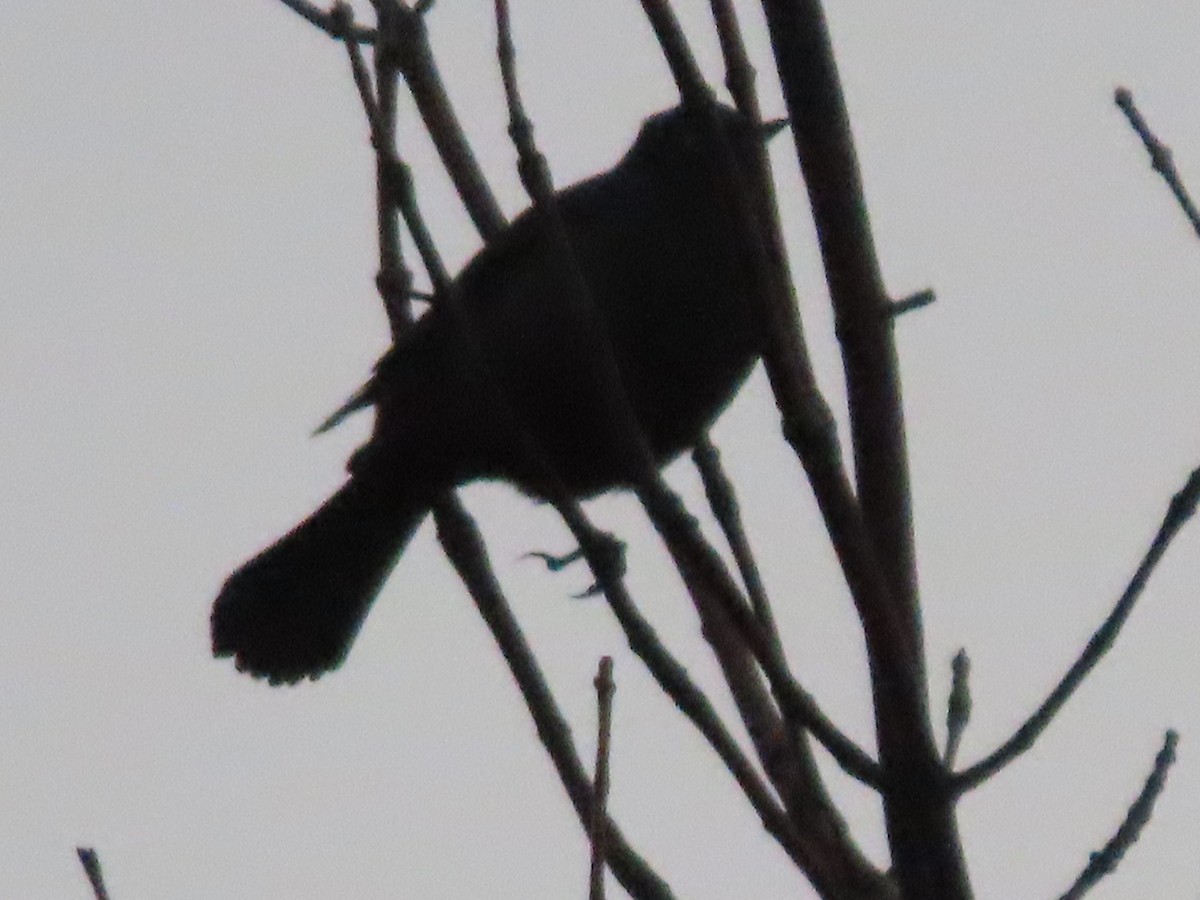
[{"xmin": 212, "ymin": 103, "xmax": 780, "ymax": 684}]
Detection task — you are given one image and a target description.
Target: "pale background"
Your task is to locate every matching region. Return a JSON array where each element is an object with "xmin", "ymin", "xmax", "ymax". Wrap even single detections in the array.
[{"xmin": 2, "ymin": 2, "xmax": 1199, "ymax": 898}]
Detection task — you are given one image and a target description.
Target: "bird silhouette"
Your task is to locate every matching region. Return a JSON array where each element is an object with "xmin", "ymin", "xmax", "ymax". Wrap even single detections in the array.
[{"xmin": 212, "ymin": 103, "xmax": 779, "ymax": 684}]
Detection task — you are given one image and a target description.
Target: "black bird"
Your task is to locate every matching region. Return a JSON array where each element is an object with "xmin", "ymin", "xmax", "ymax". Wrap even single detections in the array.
[{"xmin": 212, "ymin": 103, "xmax": 779, "ymax": 684}]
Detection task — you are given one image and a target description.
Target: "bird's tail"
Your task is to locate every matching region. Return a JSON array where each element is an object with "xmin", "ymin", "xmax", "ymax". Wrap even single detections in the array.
[{"xmin": 211, "ymin": 480, "xmax": 425, "ymax": 684}]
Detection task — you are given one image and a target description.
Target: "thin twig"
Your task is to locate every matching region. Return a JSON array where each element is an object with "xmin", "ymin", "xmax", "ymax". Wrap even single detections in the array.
[
  {"xmin": 333, "ymin": 5, "xmax": 384, "ymax": 135},
  {"xmin": 1115, "ymin": 87, "xmax": 1200, "ymax": 240},
  {"xmin": 635, "ymin": 478, "xmax": 885, "ymax": 794},
  {"xmin": 692, "ymin": 439, "xmax": 781, "ymax": 645},
  {"xmin": 598, "ymin": 557, "xmax": 821, "ymax": 871},
  {"xmin": 955, "ymin": 467, "xmax": 1200, "ymax": 792},
  {"xmin": 378, "ymin": 1, "xmax": 507, "ymax": 237},
  {"xmin": 276, "ymin": 0, "xmax": 376, "ymax": 42},
  {"xmin": 708, "ymin": 0, "xmax": 758, "ymax": 115},
  {"xmin": 433, "ymin": 502, "xmax": 675, "ymax": 900},
  {"xmin": 1057, "ymin": 731, "xmax": 1179, "ymax": 900},
  {"xmin": 888, "ymin": 289, "xmax": 936, "ymax": 318},
  {"xmin": 364, "ymin": 1, "xmax": 411, "ymax": 337},
  {"xmin": 77, "ymin": 848, "xmax": 111, "ymax": 900},
  {"xmin": 943, "ymin": 649, "xmax": 971, "ymax": 768},
  {"xmin": 589, "ymin": 657, "xmax": 615, "ymax": 900}
]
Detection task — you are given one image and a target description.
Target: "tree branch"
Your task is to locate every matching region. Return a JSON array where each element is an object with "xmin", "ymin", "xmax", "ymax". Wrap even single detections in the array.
[
  {"xmin": 1115, "ymin": 87, "xmax": 1200, "ymax": 239},
  {"xmin": 589, "ymin": 657, "xmax": 615, "ymax": 900},
  {"xmin": 277, "ymin": 0, "xmax": 376, "ymax": 42},
  {"xmin": 76, "ymin": 848, "xmax": 112, "ymax": 900},
  {"xmin": 954, "ymin": 468, "xmax": 1200, "ymax": 792},
  {"xmin": 433, "ymin": 500, "xmax": 675, "ymax": 900},
  {"xmin": 692, "ymin": 438, "xmax": 780, "ymax": 646},
  {"xmin": 1057, "ymin": 731, "xmax": 1179, "ymax": 900}
]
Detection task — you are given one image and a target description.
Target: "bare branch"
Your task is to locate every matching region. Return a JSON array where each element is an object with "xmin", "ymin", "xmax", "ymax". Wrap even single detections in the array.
[
  {"xmin": 1057, "ymin": 731, "xmax": 1179, "ymax": 900},
  {"xmin": 749, "ymin": 1, "xmax": 969, "ymax": 893},
  {"xmin": 760, "ymin": 0, "xmax": 922, "ymax": 664},
  {"xmin": 692, "ymin": 439, "xmax": 780, "ymax": 646},
  {"xmin": 955, "ymin": 467, "xmax": 1200, "ymax": 792},
  {"xmin": 708, "ymin": 0, "xmax": 756, "ymax": 114},
  {"xmin": 433, "ymin": 502, "xmax": 675, "ymax": 900},
  {"xmin": 943, "ymin": 650, "xmax": 971, "ymax": 768},
  {"xmin": 379, "ymin": 1, "xmax": 507, "ymax": 237},
  {"xmin": 596, "ymin": 547, "xmax": 820, "ymax": 872},
  {"xmin": 589, "ymin": 657, "xmax": 615, "ymax": 900},
  {"xmin": 76, "ymin": 848, "xmax": 111, "ymax": 900},
  {"xmin": 636, "ymin": 480, "xmax": 884, "ymax": 793},
  {"xmin": 332, "ymin": 5, "xmax": 383, "ymax": 134},
  {"xmin": 1115, "ymin": 87, "xmax": 1200, "ymax": 240},
  {"xmin": 276, "ymin": 0, "xmax": 376, "ymax": 42},
  {"xmin": 888, "ymin": 289, "xmax": 936, "ymax": 318}
]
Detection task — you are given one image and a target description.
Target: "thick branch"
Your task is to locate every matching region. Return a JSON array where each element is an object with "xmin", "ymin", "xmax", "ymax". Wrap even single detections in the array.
[{"xmin": 755, "ymin": 1, "xmax": 967, "ymax": 895}]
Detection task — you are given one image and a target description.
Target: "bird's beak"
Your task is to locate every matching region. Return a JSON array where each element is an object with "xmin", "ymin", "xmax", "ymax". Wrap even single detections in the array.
[{"xmin": 761, "ymin": 117, "xmax": 789, "ymax": 141}]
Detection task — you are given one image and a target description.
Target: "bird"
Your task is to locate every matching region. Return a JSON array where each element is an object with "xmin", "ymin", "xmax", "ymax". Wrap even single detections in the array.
[{"xmin": 212, "ymin": 102, "xmax": 782, "ymax": 684}]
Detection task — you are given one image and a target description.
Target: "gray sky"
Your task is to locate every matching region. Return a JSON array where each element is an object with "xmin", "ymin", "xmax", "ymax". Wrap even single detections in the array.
[{"xmin": 3, "ymin": 2, "xmax": 1199, "ymax": 898}]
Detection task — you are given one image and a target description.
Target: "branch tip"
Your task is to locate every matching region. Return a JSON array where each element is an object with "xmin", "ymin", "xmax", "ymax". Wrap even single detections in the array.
[
  {"xmin": 1115, "ymin": 87, "xmax": 1200, "ymax": 238},
  {"xmin": 944, "ymin": 649, "xmax": 972, "ymax": 768},
  {"xmin": 955, "ymin": 467, "xmax": 1200, "ymax": 792},
  {"xmin": 77, "ymin": 848, "xmax": 111, "ymax": 900},
  {"xmin": 888, "ymin": 289, "xmax": 936, "ymax": 318},
  {"xmin": 1058, "ymin": 731, "xmax": 1179, "ymax": 900}
]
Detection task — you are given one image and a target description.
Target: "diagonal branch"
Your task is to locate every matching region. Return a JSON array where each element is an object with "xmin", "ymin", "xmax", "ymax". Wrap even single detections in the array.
[
  {"xmin": 1115, "ymin": 87, "xmax": 1200, "ymax": 239},
  {"xmin": 1057, "ymin": 731, "xmax": 1179, "ymax": 900},
  {"xmin": 635, "ymin": 0, "xmax": 894, "ymax": 787},
  {"xmin": 674, "ymin": 0, "xmax": 965, "ymax": 894},
  {"xmin": 954, "ymin": 468, "xmax": 1200, "ymax": 792},
  {"xmin": 433, "ymin": 500, "xmax": 675, "ymax": 900},
  {"xmin": 77, "ymin": 848, "xmax": 112, "ymax": 900},
  {"xmin": 278, "ymin": 0, "xmax": 376, "ymax": 42},
  {"xmin": 692, "ymin": 438, "xmax": 781, "ymax": 648},
  {"xmin": 378, "ymin": 1, "xmax": 507, "ymax": 236},
  {"xmin": 599, "ymin": 546, "xmax": 819, "ymax": 872}
]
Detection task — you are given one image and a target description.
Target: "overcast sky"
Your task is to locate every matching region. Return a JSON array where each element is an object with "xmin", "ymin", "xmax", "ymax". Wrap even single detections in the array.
[{"xmin": 3, "ymin": 2, "xmax": 1199, "ymax": 898}]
